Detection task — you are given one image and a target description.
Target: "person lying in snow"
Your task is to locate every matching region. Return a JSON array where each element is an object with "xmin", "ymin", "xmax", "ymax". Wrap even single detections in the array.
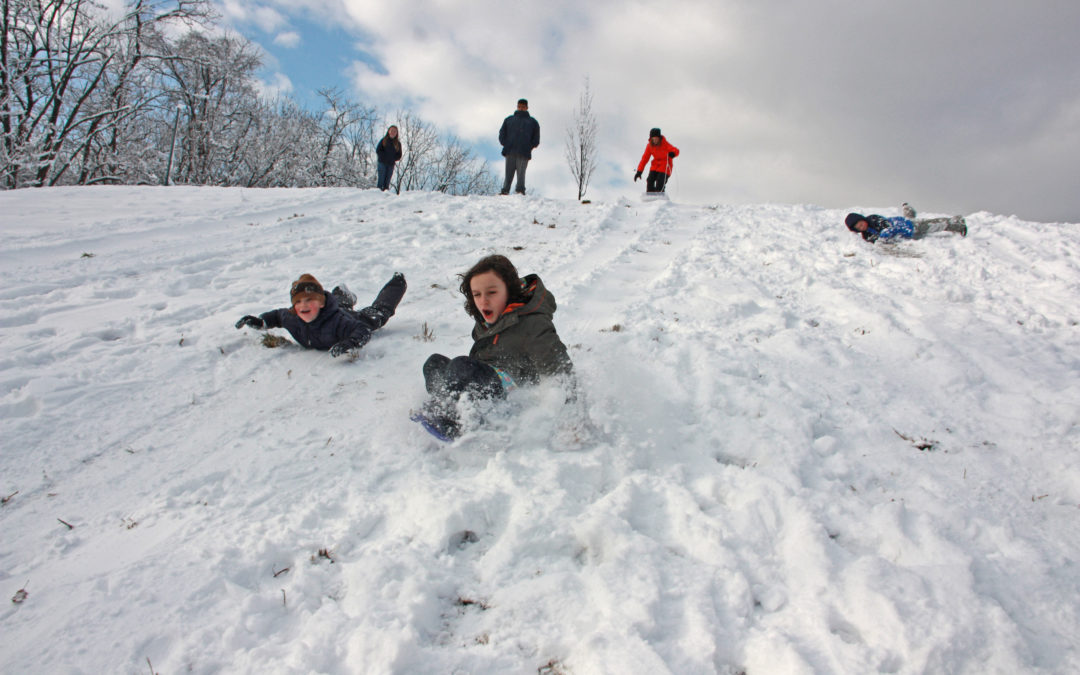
[
  {"xmin": 235, "ymin": 272, "xmax": 406, "ymax": 356},
  {"xmin": 419, "ymin": 255, "xmax": 573, "ymax": 439},
  {"xmin": 845, "ymin": 203, "xmax": 967, "ymax": 243}
]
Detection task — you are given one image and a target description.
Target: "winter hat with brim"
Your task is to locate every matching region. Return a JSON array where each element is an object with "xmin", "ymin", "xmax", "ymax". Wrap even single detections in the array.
[
  {"xmin": 649, "ymin": 128, "xmax": 662, "ymax": 138},
  {"xmin": 290, "ymin": 274, "xmax": 325, "ymax": 305},
  {"xmin": 845, "ymin": 213, "xmax": 866, "ymax": 231}
]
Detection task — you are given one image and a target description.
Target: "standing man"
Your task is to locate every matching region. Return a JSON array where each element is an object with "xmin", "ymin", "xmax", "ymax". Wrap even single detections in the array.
[{"xmin": 499, "ymin": 98, "xmax": 540, "ymax": 195}]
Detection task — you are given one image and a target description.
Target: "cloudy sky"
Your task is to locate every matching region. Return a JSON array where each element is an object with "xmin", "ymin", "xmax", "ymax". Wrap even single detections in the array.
[{"xmin": 219, "ymin": 0, "xmax": 1080, "ymax": 223}]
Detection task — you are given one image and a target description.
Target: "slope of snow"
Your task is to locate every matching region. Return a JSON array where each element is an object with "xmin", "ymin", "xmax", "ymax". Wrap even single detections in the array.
[{"xmin": 1, "ymin": 187, "xmax": 1078, "ymax": 674}]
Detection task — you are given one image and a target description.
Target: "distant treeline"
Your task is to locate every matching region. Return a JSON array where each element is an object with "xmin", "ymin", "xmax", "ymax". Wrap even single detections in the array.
[{"xmin": 1, "ymin": 0, "xmax": 496, "ymax": 194}]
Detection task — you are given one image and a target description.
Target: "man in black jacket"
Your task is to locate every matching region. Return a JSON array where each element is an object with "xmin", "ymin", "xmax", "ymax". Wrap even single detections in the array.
[{"xmin": 498, "ymin": 98, "xmax": 540, "ymax": 195}]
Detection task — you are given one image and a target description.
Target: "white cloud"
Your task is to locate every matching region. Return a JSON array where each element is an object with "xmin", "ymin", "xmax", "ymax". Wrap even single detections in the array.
[
  {"xmin": 256, "ymin": 71, "xmax": 294, "ymax": 99},
  {"xmin": 274, "ymin": 31, "xmax": 301, "ymax": 48},
  {"xmin": 221, "ymin": 0, "xmax": 1080, "ymax": 221}
]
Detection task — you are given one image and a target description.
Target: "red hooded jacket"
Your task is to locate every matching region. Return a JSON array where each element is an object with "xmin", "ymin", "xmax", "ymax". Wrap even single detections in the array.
[{"xmin": 637, "ymin": 136, "xmax": 680, "ymax": 175}]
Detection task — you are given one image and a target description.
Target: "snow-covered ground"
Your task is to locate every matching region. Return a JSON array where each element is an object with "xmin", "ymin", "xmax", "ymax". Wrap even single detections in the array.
[{"xmin": 1, "ymin": 186, "xmax": 1078, "ymax": 674}]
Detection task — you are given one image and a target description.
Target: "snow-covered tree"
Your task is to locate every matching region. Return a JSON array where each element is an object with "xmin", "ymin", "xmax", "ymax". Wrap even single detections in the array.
[{"xmin": 564, "ymin": 77, "xmax": 598, "ymax": 201}]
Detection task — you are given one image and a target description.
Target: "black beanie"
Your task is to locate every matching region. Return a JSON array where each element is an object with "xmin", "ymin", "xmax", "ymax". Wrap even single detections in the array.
[
  {"xmin": 649, "ymin": 128, "xmax": 661, "ymax": 138},
  {"xmin": 845, "ymin": 213, "xmax": 865, "ymax": 231}
]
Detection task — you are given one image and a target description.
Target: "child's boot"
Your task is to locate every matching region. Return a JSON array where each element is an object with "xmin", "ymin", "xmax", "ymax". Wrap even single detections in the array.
[
  {"xmin": 945, "ymin": 216, "xmax": 967, "ymax": 237},
  {"xmin": 902, "ymin": 203, "xmax": 917, "ymax": 219},
  {"xmin": 361, "ymin": 273, "xmax": 407, "ymax": 327},
  {"xmin": 331, "ymin": 284, "xmax": 357, "ymax": 309}
]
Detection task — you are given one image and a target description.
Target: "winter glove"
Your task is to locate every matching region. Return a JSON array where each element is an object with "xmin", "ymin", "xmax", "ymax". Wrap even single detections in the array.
[
  {"xmin": 329, "ymin": 330, "xmax": 371, "ymax": 357},
  {"xmin": 667, "ymin": 152, "xmax": 675, "ymax": 158},
  {"xmin": 235, "ymin": 315, "xmax": 264, "ymax": 330},
  {"xmin": 633, "ymin": 171, "xmax": 642, "ymax": 182},
  {"xmin": 329, "ymin": 340, "xmax": 358, "ymax": 357}
]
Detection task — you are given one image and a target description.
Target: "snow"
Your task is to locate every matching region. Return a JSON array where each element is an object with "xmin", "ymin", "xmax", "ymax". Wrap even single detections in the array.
[{"xmin": 1, "ymin": 186, "xmax": 1078, "ymax": 674}]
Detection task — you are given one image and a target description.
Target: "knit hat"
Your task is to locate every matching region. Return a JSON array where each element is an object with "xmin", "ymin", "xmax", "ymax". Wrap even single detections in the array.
[
  {"xmin": 845, "ymin": 213, "xmax": 865, "ymax": 231},
  {"xmin": 649, "ymin": 127, "xmax": 661, "ymax": 138},
  {"xmin": 290, "ymin": 274, "xmax": 325, "ymax": 305}
]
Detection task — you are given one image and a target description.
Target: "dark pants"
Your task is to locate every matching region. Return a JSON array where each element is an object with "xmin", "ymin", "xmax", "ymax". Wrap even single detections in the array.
[
  {"xmin": 377, "ymin": 162, "xmax": 395, "ymax": 191},
  {"xmin": 646, "ymin": 170, "xmax": 669, "ymax": 192},
  {"xmin": 501, "ymin": 155, "xmax": 529, "ymax": 194},
  {"xmin": 340, "ymin": 273, "xmax": 407, "ymax": 328},
  {"xmin": 423, "ymin": 354, "xmax": 504, "ymax": 401}
]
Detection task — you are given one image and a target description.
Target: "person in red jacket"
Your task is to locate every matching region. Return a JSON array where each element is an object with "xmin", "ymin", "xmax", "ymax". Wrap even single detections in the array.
[{"xmin": 634, "ymin": 128, "xmax": 679, "ymax": 193}]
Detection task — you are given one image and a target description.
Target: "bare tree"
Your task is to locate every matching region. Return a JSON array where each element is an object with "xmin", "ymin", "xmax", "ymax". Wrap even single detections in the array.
[
  {"xmin": 158, "ymin": 31, "xmax": 264, "ymax": 185},
  {"xmin": 0, "ymin": 0, "xmax": 210, "ymax": 189},
  {"xmin": 389, "ymin": 110, "xmax": 496, "ymax": 195},
  {"xmin": 312, "ymin": 87, "xmax": 376, "ymax": 186},
  {"xmin": 1, "ymin": 2, "xmax": 495, "ymax": 193},
  {"xmin": 564, "ymin": 76, "xmax": 598, "ymax": 201}
]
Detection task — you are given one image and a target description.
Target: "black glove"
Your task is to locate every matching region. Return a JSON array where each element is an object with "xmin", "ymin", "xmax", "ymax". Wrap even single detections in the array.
[
  {"xmin": 633, "ymin": 171, "xmax": 642, "ymax": 182},
  {"xmin": 235, "ymin": 315, "xmax": 264, "ymax": 330},
  {"xmin": 329, "ymin": 340, "xmax": 357, "ymax": 357},
  {"xmin": 329, "ymin": 330, "xmax": 371, "ymax": 357},
  {"xmin": 667, "ymin": 152, "xmax": 675, "ymax": 158}
]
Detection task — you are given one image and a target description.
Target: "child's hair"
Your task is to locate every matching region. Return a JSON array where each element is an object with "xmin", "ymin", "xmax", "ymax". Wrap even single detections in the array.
[
  {"xmin": 458, "ymin": 254, "xmax": 528, "ymax": 323},
  {"xmin": 845, "ymin": 213, "xmax": 866, "ymax": 232},
  {"xmin": 382, "ymin": 125, "xmax": 400, "ymax": 151}
]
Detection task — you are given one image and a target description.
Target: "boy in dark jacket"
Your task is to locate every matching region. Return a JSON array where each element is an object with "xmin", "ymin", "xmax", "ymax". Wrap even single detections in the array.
[
  {"xmin": 236, "ymin": 273, "xmax": 406, "ymax": 356},
  {"xmin": 634, "ymin": 128, "xmax": 679, "ymax": 193},
  {"xmin": 845, "ymin": 204, "xmax": 967, "ymax": 243},
  {"xmin": 418, "ymin": 255, "xmax": 572, "ymax": 439}
]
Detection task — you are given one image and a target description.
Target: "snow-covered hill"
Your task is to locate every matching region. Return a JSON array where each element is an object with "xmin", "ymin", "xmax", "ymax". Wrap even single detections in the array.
[{"xmin": 1, "ymin": 187, "xmax": 1078, "ymax": 674}]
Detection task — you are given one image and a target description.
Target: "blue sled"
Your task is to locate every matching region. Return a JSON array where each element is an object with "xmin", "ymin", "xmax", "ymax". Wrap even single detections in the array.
[{"xmin": 410, "ymin": 412, "xmax": 455, "ymax": 443}]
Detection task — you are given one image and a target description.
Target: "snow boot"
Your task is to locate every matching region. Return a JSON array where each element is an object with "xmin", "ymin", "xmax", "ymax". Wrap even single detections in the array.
[
  {"xmin": 902, "ymin": 203, "xmax": 917, "ymax": 219},
  {"xmin": 359, "ymin": 273, "xmax": 407, "ymax": 328},
  {"xmin": 945, "ymin": 216, "xmax": 967, "ymax": 237},
  {"xmin": 331, "ymin": 284, "xmax": 357, "ymax": 309}
]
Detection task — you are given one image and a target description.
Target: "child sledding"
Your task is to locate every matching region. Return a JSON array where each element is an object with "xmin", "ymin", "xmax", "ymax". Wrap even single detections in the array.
[
  {"xmin": 845, "ymin": 203, "xmax": 967, "ymax": 243},
  {"xmin": 415, "ymin": 255, "xmax": 573, "ymax": 440},
  {"xmin": 236, "ymin": 273, "xmax": 407, "ymax": 356}
]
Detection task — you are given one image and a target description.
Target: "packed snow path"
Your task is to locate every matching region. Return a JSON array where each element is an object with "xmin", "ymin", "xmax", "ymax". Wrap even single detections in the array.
[{"xmin": 1, "ymin": 187, "xmax": 1078, "ymax": 674}]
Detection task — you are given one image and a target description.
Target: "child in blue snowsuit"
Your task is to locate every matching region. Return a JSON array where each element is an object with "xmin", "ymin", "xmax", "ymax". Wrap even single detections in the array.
[{"xmin": 845, "ymin": 204, "xmax": 967, "ymax": 243}]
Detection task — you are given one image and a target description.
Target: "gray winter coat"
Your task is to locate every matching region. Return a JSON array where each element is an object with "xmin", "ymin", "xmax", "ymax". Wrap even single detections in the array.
[{"xmin": 469, "ymin": 275, "xmax": 571, "ymax": 383}]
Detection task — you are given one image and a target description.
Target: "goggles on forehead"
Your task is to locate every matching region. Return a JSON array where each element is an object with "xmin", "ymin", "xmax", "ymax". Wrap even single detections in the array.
[{"xmin": 291, "ymin": 281, "xmax": 322, "ymax": 296}]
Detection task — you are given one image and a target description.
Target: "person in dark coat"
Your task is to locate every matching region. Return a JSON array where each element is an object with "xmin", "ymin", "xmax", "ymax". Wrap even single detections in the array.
[
  {"xmin": 498, "ymin": 99, "xmax": 540, "ymax": 195},
  {"xmin": 634, "ymin": 128, "xmax": 679, "ymax": 193},
  {"xmin": 235, "ymin": 273, "xmax": 407, "ymax": 356},
  {"xmin": 845, "ymin": 203, "xmax": 967, "ymax": 243},
  {"xmin": 375, "ymin": 125, "xmax": 402, "ymax": 191},
  {"xmin": 420, "ymin": 255, "xmax": 572, "ymax": 438}
]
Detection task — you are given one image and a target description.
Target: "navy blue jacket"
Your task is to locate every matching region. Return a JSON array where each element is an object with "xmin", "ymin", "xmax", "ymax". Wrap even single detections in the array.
[
  {"xmin": 376, "ymin": 135, "xmax": 402, "ymax": 165},
  {"xmin": 499, "ymin": 110, "xmax": 540, "ymax": 159},
  {"xmin": 259, "ymin": 292, "xmax": 375, "ymax": 350}
]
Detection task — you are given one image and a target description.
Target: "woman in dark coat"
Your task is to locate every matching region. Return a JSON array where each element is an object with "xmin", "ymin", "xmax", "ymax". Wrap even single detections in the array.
[{"xmin": 376, "ymin": 125, "xmax": 402, "ymax": 191}]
